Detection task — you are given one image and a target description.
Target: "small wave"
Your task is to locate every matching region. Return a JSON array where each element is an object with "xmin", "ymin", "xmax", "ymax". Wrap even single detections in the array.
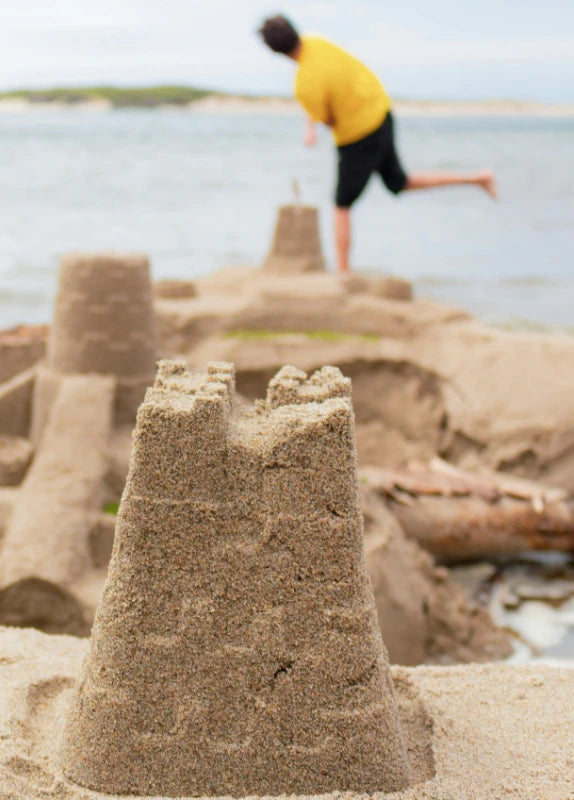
[
  {"xmin": 416, "ymin": 276, "xmax": 475, "ymax": 287},
  {"xmin": 498, "ymin": 276, "xmax": 574, "ymax": 287},
  {"xmin": 487, "ymin": 317, "xmax": 574, "ymax": 336}
]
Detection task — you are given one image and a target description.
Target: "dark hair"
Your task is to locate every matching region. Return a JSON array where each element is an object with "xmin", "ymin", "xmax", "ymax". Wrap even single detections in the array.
[{"xmin": 258, "ymin": 15, "xmax": 300, "ymax": 55}]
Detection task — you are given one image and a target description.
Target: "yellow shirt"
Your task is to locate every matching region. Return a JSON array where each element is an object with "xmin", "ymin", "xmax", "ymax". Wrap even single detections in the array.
[{"xmin": 295, "ymin": 35, "xmax": 391, "ymax": 146}]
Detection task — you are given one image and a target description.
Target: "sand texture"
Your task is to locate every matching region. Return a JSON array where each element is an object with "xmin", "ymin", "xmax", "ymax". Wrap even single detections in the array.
[
  {"xmin": 263, "ymin": 205, "xmax": 326, "ymax": 274},
  {"xmin": 61, "ymin": 360, "xmax": 411, "ymax": 797},
  {"xmin": 0, "ymin": 626, "xmax": 571, "ymax": 800}
]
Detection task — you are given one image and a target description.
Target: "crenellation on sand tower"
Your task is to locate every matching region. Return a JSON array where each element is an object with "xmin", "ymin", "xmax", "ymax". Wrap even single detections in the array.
[
  {"xmin": 61, "ymin": 359, "xmax": 411, "ymax": 798},
  {"xmin": 266, "ymin": 364, "xmax": 352, "ymax": 410}
]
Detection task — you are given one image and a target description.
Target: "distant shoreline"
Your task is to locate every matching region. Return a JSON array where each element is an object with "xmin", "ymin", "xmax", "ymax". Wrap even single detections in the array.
[{"xmin": 0, "ymin": 91, "xmax": 573, "ymax": 117}]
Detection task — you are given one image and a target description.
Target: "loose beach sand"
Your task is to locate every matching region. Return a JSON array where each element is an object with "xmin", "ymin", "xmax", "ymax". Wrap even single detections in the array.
[{"xmin": 0, "ymin": 626, "xmax": 571, "ymax": 800}]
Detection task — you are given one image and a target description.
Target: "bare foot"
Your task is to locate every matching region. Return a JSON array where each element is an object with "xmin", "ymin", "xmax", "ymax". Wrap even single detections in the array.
[{"xmin": 477, "ymin": 170, "xmax": 497, "ymax": 199}]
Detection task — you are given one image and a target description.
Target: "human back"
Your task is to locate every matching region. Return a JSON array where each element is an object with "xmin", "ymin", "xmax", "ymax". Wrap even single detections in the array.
[{"xmin": 295, "ymin": 36, "xmax": 391, "ymax": 146}]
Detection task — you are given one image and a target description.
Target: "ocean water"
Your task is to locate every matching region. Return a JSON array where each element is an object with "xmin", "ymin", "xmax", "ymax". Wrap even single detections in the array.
[{"xmin": 0, "ymin": 109, "xmax": 573, "ymax": 330}]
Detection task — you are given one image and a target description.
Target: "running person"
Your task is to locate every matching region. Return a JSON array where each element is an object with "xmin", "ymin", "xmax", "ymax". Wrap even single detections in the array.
[{"xmin": 258, "ymin": 15, "xmax": 497, "ymax": 273}]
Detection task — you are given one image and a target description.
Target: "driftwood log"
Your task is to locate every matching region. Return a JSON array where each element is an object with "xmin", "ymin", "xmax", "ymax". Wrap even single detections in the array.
[{"xmin": 363, "ymin": 459, "xmax": 574, "ymax": 562}]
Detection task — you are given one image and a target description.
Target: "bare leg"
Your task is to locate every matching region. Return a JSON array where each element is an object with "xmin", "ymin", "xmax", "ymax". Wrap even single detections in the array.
[
  {"xmin": 406, "ymin": 169, "xmax": 497, "ymax": 199},
  {"xmin": 334, "ymin": 206, "xmax": 351, "ymax": 273}
]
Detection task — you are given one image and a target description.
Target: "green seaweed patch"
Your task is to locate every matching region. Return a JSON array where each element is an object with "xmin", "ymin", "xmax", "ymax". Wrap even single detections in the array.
[
  {"xmin": 224, "ymin": 329, "xmax": 380, "ymax": 343},
  {"xmin": 104, "ymin": 502, "xmax": 120, "ymax": 516}
]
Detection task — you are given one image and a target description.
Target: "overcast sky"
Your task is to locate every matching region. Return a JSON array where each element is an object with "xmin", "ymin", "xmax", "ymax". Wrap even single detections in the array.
[{"xmin": 1, "ymin": 1, "xmax": 573, "ymax": 101}]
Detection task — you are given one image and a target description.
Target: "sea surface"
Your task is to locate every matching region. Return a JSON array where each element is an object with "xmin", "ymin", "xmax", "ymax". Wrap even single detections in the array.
[{"xmin": 0, "ymin": 109, "xmax": 573, "ymax": 330}]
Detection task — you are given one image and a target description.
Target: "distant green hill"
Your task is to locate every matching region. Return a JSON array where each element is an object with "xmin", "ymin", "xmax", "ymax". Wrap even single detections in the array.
[{"xmin": 0, "ymin": 85, "xmax": 220, "ymax": 108}]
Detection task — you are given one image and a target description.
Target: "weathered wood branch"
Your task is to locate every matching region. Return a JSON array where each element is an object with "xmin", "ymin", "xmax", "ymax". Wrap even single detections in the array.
[
  {"xmin": 362, "ymin": 462, "xmax": 574, "ymax": 561},
  {"xmin": 388, "ymin": 494, "xmax": 574, "ymax": 561}
]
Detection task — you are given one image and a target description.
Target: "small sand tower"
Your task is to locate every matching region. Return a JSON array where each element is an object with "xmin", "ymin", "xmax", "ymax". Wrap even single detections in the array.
[
  {"xmin": 61, "ymin": 360, "xmax": 410, "ymax": 798},
  {"xmin": 263, "ymin": 204, "xmax": 326, "ymax": 274},
  {"xmin": 32, "ymin": 253, "xmax": 157, "ymax": 440}
]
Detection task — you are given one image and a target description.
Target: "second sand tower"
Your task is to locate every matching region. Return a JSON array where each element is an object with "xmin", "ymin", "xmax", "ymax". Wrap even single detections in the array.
[
  {"xmin": 32, "ymin": 252, "xmax": 157, "ymax": 439},
  {"xmin": 61, "ymin": 360, "xmax": 410, "ymax": 797}
]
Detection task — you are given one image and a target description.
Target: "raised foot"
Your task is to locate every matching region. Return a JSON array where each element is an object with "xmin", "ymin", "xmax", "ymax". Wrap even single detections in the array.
[{"xmin": 477, "ymin": 169, "xmax": 497, "ymax": 200}]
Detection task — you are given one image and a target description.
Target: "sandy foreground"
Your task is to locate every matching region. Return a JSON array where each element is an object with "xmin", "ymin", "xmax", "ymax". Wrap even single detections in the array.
[{"xmin": 0, "ymin": 626, "xmax": 571, "ymax": 800}]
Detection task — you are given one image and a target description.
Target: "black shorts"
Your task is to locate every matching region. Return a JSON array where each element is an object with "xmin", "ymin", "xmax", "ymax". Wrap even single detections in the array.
[{"xmin": 335, "ymin": 112, "xmax": 408, "ymax": 208}]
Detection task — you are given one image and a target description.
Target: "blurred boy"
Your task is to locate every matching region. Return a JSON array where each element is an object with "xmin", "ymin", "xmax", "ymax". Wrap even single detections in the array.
[{"xmin": 259, "ymin": 15, "xmax": 497, "ymax": 273}]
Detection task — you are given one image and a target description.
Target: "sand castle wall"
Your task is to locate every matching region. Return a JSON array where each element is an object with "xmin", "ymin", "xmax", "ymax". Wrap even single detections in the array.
[
  {"xmin": 32, "ymin": 253, "xmax": 157, "ymax": 442},
  {"xmin": 263, "ymin": 205, "xmax": 326, "ymax": 274},
  {"xmin": 61, "ymin": 360, "xmax": 411, "ymax": 797},
  {"xmin": 0, "ymin": 374, "xmax": 113, "ymax": 633}
]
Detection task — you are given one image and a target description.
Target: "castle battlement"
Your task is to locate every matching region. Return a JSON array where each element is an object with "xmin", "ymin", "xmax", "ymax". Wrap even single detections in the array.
[{"xmin": 61, "ymin": 360, "xmax": 410, "ymax": 798}]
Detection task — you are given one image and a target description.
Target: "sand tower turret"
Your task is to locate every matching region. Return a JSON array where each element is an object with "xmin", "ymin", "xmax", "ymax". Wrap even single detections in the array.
[
  {"xmin": 263, "ymin": 205, "xmax": 326, "ymax": 274},
  {"xmin": 32, "ymin": 253, "xmax": 157, "ymax": 439},
  {"xmin": 61, "ymin": 360, "xmax": 410, "ymax": 797}
]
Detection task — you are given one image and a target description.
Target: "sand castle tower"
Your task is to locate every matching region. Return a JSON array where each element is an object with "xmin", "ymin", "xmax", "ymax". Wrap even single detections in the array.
[
  {"xmin": 263, "ymin": 205, "xmax": 326, "ymax": 274},
  {"xmin": 32, "ymin": 253, "xmax": 157, "ymax": 439},
  {"xmin": 61, "ymin": 360, "xmax": 410, "ymax": 797}
]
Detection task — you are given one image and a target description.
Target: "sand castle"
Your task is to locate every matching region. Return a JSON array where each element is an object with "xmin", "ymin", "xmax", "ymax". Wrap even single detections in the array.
[
  {"xmin": 263, "ymin": 204, "xmax": 326, "ymax": 274},
  {"xmin": 32, "ymin": 252, "xmax": 157, "ymax": 440},
  {"xmin": 61, "ymin": 360, "xmax": 411, "ymax": 797},
  {"xmin": 0, "ymin": 254, "xmax": 157, "ymax": 633}
]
